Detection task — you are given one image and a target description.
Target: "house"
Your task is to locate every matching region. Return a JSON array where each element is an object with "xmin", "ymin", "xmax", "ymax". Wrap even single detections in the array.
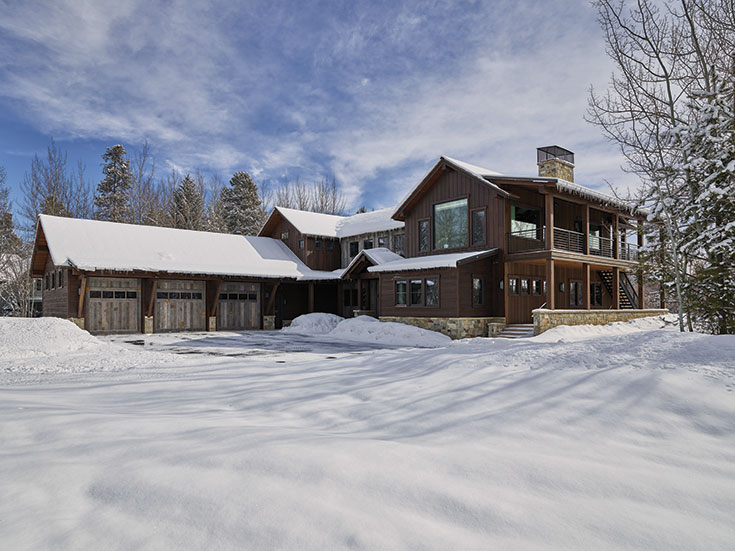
[{"xmin": 30, "ymin": 146, "xmax": 666, "ymax": 337}]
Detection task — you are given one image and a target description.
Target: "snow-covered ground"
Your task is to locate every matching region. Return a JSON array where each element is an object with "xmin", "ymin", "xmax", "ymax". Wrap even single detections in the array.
[{"xmin": 1, "ymin": 316, "xmax": 734, "ymax": 550}]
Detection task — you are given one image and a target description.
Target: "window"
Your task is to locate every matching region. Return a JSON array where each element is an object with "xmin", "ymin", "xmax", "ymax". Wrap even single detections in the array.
[
  {"xmin": 181, "ymin": 292, "xmax": 192, "ymax": 299},
  {"xmin": 299, "ymin": 239, "xmax": 305, "ymax": 249},
  {"xmin": 51, "ymin": 272, "xmax": 55, "ymax": 289},
  {"xmin": 349, "ymin": 241, "xmax": 359, "ymax": 257},
  {"xmin": 589, "ymin": 225, "xmax": 601, "ymax": 251},
  {"xmin": 316, "ymin": 239, "xmax": 322, "ymax": 249},
  {"xmin": 193, "ymin": 292, "xmax": 203, "ymax": 300},
  {"xmin": 425, "ymin": 278, "xmax": 438, "ymax": 306},
  {"xmin": 228, "ymin": 293, "xmax": 239, "ymax": 300},
  {"xmin": 45, "ymin": 275, "xmax": 49, "ymax": 290},
  {"xmin": 511, "ymin": 205, "xmax": 541, "ymax": 233},
  {"xmin": 280, "ymin": 231, "xmax": 289, "ymax": 240},
  {"xmin": 471, "ymin": 209, "xmax": 486, "ymax": 245},
  {"xmin": 509, "ymin": 277, "xmax": 519, "ymax": 296},
  {"xmin": 410, "ymin": 279, "xmax": 422, "ymax": 305},
  {"xmin": 521, "ymin": 278, "xmax": 530, "ymax": 295},
  {"xmin": 102, "ymin": 291, "xmax": 114, "ymax": 299},
  {"xmin": 395, "ymin": 280, "xmax": 407, "ymax": 305},
  {"xmin": 57, "ymin": 269, "xmax": 63, "ymax": 288},
  {"xmin": 433, "ymin": 198, "xmax": 468, "ymax": 249},
  {"xmin": 591, "ymin": 282, "xmax": 603, "ymax": 307},
  {"xmin": 533, "ymin": 279, "xmax": 543, "ymax": 296},
  {"xmin": 89, "ymin": 290, "xmax": 102, "ymax": 298},
  {"xmin": 238, "ymin": 293, "xmax": 248, "ymax": 300},
  {"xmin": 327, "ymin": 240, "xmax": 334, "ymax": 250},
  {"xmin": 169, "ymin": 292, "xmax": 181, "ymax": 299},
  {"xmin": 418, "ymin": 220, "xmax": 430, "ymax": 252},
  {"xmin": 113, "ymin": 291, "xmax": 125, "ymax": 299},
  {"xmin": 157, "ymin": 292, "xmax": 169, "ymax": 299},
  {"xmin": 35, "ymin": 279, "xmax": 42, "ymax": 291},
  {"xmin": 393, "ymin": 233, "xmax": 405, "ymax": 256},
  {"xmin": 378, "ymin": 236, "xmax": 387, "ymax": 248},
  {"xmin": 472, "ymin": 277, "xmax": 483, "ymax": 306},
  {"xmin": 219, "ymin": 293, "xmax": 227, "ymax": 300},
  {"xmin": 363, "ymin": 239, "xmax": 373, "ymax": 250},
  {"xmin": 569, "ymin": 280, "xmax": 583, "ymax": 306}
]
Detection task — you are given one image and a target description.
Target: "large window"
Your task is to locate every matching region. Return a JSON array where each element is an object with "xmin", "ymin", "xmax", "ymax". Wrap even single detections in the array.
[
  {"xmin": 471, "ymin": 209, "xmax": 485, "ymax": 245},
  {"xmin": 349, "ymin": 241, "xmax": 358, "ymax": 257},
  {"xmin": 472, "ymin": 277, "xmax": 483, "ymax": 306},
  {"xmin": 569, "ymin": 280, "xmax": 584, "ymax": 306},
  {"xmin": 410, "ymin": 280, "xmax": 423, "ymax": 305},
  {"xmin": 395, "ymin": 280, "xmax": 407, "ymax": 305},
  {"xmin": 363, "ymin": 239, "xmax": 373, "ymax": 250},
  {"xmin": 378, "ymin": 236, "xmax": 387, "ymax": 248},
  {"xmin": 425, "ymin": 278, "xmax": 438, "ymax": 306},
  {"xmin": 511, "ymin": 205, "xmax": 541, "ymax": 233},
  {"xmin": 434, "ymin": 198, "xmax": 468, "ymax": 249},
  {"xmin": 393, "ymin": 233, "xmax": 405, "ymax": 256},
  {"xmin": 418, "ymin": 220, "xmax": 430, "ymax": 252}
]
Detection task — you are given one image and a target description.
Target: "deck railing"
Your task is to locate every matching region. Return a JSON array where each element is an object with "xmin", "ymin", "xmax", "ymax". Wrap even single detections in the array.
[
  {"xmin": 507, "ymin": 227, "xmax": 637, "ymax": 261},
  {"xmin": 507, "ymin": 227, "xmax": 546, "ymax": 253},
  {"xmin": 553, "ymin": 227, "xmax": 585, "ymax": 254},
  {"xmin": 619, "ymin": 241, "xmax": 640, "ymax": 261},
  {"xmin": 589, "ymin": 235, "xmax": 614, "ymax": 258}
]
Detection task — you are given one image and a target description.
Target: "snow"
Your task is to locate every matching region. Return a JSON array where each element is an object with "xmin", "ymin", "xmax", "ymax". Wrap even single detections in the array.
[
  {"xmin": 335, "ymin": 207, "xmax": 404, "ymax": 237},
  {"xmin": 442, "ymin": 155, "xmax": 503, "ymax": 177},
  {"xmin": 282, "ymin": 312, "xmax": 344, "ymax": 334},
  {"xmin": 37, "ymin": 214, "xmax": 339, "ymax": 281},
  {"xmin": 328, "ymin": 316, "xmax": 452, "ymax": 347},
  {"xmin": 2, "ymin": 317, "xmax": 735, "ymax": 549},
  {"xmin": 270, "ymin": 206, "xmax": 344, "ymax": 237},
  {"xmin": 342, "ymin": 247, "xmax": 404, "ymax": 276},
  {"xmin": 368, "ymin": 248, "xmax": 498, "ymax": 272},
  {"xmin": 554, "ymin": 178, "xmax": 649, "ymax": 216}
]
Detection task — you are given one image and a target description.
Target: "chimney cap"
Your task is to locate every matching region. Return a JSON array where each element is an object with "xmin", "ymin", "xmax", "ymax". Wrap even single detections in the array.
[{"xmin": 537, "ymin": 145, "xmax": 574, "ymax": 165}]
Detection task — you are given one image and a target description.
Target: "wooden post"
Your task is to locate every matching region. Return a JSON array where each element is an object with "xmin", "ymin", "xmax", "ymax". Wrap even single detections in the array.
[
  {"xmin": 265, "ymin": 283, "xmax": 279, "ymax": 315},
  {"xmin": 612, "ymin": 266, "xmax": 620, "ymax": 309},
  {"xmin": 545, "ymin": 193, "xmax": 554, "ymax": 250},
  {"xmin": 209, "ymin": 280, "xmax": 222, "ymax": 317},
  {"xmin": 147, "ymin": 279, "xmax": 157, "ymax": 316},
  {"xmin": 357, "ymin": 279, "xmax": 363, "ymax": 310},
  {"xmin": 583, "ymin": 205, "xmax": 590, "ymax": 255},
  {"xmin": 503, "ymin": 261, "xmax": 510, "ymax": 321},
  {"xmin": 308, "ymin": 282, "xmax": 315, "ymax": 313},
  {"xmin": 613, "ymin": 215, "xmax": 619, "ymax": 259},
  {"xmin": 583, "ymin": 263, "xmax": 590, "ymax": 310},
  {"xmin": 637, "ymin": 271, "xmax": 644, "ymax": 309},
  {"xmin": 337, "ymin": 281, "xmax": 344, "ymax": 315},
  {"xmin": 546, "ymin": 258, "xmax": 555, "ymax": 309},
  {"xmin": 77, "ymin": 275, "xmax": 87, "ymax": 318}
]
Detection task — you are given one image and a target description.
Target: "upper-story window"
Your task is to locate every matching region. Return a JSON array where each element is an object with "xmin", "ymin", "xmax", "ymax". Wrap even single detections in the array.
[
  {"xmin": 349, "ymin": 241, "xmax": 358, "ymax": 257},
  {"xmin": 418, "ymin": 220, "xmax": 430, "ymax": 252},
  {"xmin": 434, "ymin": 198, "xmax": 468, "ymax": 249},
  {"xmin": 363, "ymin": 239, "xmax": 373, "ymax": 250},
  {"xmin": 327, "ymin": 240, "xmax": 334, "ymax": 250},
  {"xmin": 57, "ymin": 269, "xmax": 63, "ymax": 288},
  {"xmin": 51, "ymin": 272, "xmax": 55, "ymax": 289},
  {"xmin": 299, "ymin": 239, "xmax": 305, "ymax": 249},
  {"xmin": 393, "ymin": 233, "xmax": 405, "ymax": 256},
  {"xmin": 378, "ymin": 236, "xmax": 387, "ymax": 248},
  {"xmin": 511, "ymin": 205, "xmax": 540, "ymax": 233},
  {"xmin": 471, "ymin": 208, "xmax": 485, "ymax": 246},
  {"xmin": 315, "ymin": 239, "xmax": 322, "ymax": 249},
  {"xmin": 280, "ymin": 231, "xmax": 289, "ymax": 240}
]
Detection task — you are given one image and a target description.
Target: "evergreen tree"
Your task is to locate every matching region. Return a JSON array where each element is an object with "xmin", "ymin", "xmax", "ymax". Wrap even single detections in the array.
[
  {"xmin": 220, "ymin": 171, "xmax": 266, "ymax": 235},
  {"xmin": 95, "ymin": 144, "xmax": 133, "ymax": 223},
  {"xmin": 171, "ymin": 174, "xmax": 205, "ymax": 230},
  {"xmin": 1, "ymin": 166, "xmax": 22, "ymax": 257}
]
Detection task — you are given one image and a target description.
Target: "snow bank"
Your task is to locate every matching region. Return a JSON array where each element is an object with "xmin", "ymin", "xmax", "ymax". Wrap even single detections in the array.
[
  {"xmin": 0, "ymin": 317, "xmax": 173, "ymax": 375},
  {"xmin": 329, "ymin": 316, "xmax": 451, "ymax": 348},
  {"xmin": 533, "ymin": 314, "xmax": 678, "ymax": 342},
  {"xmin": 282, "ymin": 313, "xmax": 344, "ymax": 335}
]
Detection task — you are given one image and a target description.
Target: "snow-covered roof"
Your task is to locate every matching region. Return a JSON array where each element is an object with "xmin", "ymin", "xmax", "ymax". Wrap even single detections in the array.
[
  {"xmin": 37, "ymin": 215, "xmax": 340, "ymax": 281},
  {"xmin": 368, "ymin": 249, "xmax": 498, "ymax": 273},
  {"xmin": 553, "ymin": 179, "xmax": 649, "ymax": 216},
  {"xmin": 271, "ymin": 207, "xmax": 344, "ymax": 238},
  {"xmin": 442, "ymin": 156, "xmax": 503, "ymax": 178},
  {"xmin": 335, "ymin": 208, "xmax": 404, "ymax": 238},
  {"xmin": 341, "ymin": 247, "xmax": 404, "ymax": 278}
]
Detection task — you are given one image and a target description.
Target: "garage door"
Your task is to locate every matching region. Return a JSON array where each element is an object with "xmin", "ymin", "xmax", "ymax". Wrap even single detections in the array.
[
  {"xmin": 217, "ymin": 282, "xmax": 261, "ymax": 330},
  {"xmin": 154, "ymin": 280, "xmax": 206, "ymax": 332},
  {"xmin": 86, "ymin": 277, "xmax": 141, "ymax": 334}
]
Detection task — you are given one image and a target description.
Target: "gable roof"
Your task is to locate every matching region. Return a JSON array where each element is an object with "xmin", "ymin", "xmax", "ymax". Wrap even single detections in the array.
[
  {"xmin": 367, "ymin": 249, "xmax": 499, "ymax": 273},
  {"xmin": 32, "ymin": 215, "xmax": 339, "ymax": 281},
  {"xmin": 392, "ymin": 156, "xmax": 513, "ymax": 221},
  {"xmin": 261, "ymin": 206, "xmax": 345, "ymax": 238},
  {"xmin": 335, "ymin": 208, "xmax": 404, "ymax": 238},
  {"xmin": 341, "ymin": 247, "xmax": 404, "ymax": 279}
]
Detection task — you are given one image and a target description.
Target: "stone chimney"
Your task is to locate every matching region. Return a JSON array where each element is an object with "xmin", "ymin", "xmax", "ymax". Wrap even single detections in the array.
[{"xmin": 537, "ymin": 145, "xmax": 574, "ymax": 182}]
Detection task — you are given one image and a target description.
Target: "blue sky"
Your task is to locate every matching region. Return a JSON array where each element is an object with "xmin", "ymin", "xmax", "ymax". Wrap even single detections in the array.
[{"xmin": 0, "ymin": 0, "xmax": 636, "ymax": 215}]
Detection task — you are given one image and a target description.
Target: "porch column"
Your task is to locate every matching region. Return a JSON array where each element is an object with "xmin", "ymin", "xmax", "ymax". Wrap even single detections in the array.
[
  {"xmin": 357, "ymin": 278, "xmax": 363, "ymax": 310},
  {"xmin": 546, "ymin": 258, "xmax": 555, "ymax": 309},
  {"xmin": 308, "ymin": 282, "xmax": 315, "ymax": 313},
  {"xmin": 583, "ymin": 263, "xmax": 590, "ymax": 310},
  {"xmin": 612, "ymin": 266, "xmax": 620, "ymax": 309},
  {"xmin": 613, "ymin": 215, "xmax": 619, "ymax": 259},
  {"xmin": 637, "ymin": 271, "xmax": 644, "ymax": 309},
  {"xmin": 583, "ymin": 205, "xmax": 590, "ymax": 255},
  {"xmin": 545, "ymin": 194, "xmax": 554, "ymax": 250}
]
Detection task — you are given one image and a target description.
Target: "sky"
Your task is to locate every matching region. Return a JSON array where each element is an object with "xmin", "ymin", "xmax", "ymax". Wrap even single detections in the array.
[{"xmin": 0, "ymin": 0, "xmax": 637, "ymax": 216}]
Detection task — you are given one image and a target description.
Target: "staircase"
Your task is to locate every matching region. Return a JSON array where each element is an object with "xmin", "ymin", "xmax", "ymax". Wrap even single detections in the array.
[
  {"xmin": 598, "ymin": 271, "xmax": 637, "ymax": 309},
  {"xmin": 498, "ymin": 324, "xmax": 535, "ymax": 339}
]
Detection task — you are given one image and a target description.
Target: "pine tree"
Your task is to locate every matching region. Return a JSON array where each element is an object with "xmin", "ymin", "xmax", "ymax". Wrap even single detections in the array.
[
  {"xmin": 171, "ymin": 174, "xmax": 205, "ymax": 231},
  {"xmin": 95, "ymin": 144, "xmax": 133, "ymax": 223},
  {"xmin": 220, "ymin": 171, "xmax": 266, "ymax": 235},
  {"xmin": 1, "ymin": 166, "xmax": 22, "ymax": 258}
]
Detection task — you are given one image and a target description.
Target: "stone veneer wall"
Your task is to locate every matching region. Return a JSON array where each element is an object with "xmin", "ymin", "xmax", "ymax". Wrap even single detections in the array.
[
  {"xmin": 532, "ymin": 309, "xmax": 669, "ymax": 335},
  {"xmin": 380, "ymin": 316, "xmax": 506, "ymax": 339}
]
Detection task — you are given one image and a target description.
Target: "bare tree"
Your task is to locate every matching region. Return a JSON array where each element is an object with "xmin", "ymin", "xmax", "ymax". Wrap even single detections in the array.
[
  {"xmin": 272, "ymin": 175, "xmax": 347, "ymax": 214},
  {"xmin": 129, "ymin": 141, "xmax": 158, "ymax": 225}
]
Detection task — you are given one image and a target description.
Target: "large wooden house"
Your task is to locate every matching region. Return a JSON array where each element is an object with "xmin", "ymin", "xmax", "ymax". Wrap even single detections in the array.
[{"xmin": 30, "ymin": 146, "xmax": 665, "ymax": 337}]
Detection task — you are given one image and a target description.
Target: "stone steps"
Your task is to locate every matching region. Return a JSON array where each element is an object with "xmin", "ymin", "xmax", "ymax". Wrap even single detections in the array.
[{"xmin": 498, "ymin": 324, "xmax": 535, "ymax": 339}]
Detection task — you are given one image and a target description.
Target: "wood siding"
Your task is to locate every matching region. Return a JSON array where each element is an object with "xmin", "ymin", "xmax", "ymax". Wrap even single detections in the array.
[
  {"xmin": 378, "ymin": 267, "xmax": 458, "ymax": 318},
  {"xmin": 154, "ymin": 279, "xmax": 207, "ymax": 332},
  {"xmin": 86, "ymin": 277, "xmax": 141, "ymax": 333},
  {"xmin": 41, "ymin": 258, "xmax": 74, "ymax": 318},
  {"xmin": 340, "ymin": 228, "xmax": 404, "ymax": 268},
  {"xmin": 263, "ymin": 216, "xmax": 341, "ymax": 271},
  {"xmin": 217, "ymin": 281, "xmax": 261, "ymax": 330},
  {"xmin": 403, "ymin": 167, "xmax": 504, "ymax": 258}
]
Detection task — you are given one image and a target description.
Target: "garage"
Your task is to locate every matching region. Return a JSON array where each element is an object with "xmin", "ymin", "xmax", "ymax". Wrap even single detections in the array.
[
  {"xmin": 154, "ymin": 279, "xmax": 206, "ymax": 332},
  {"xmin": 86, "ymin": 277, "xmax": 141, "ymax": 334},
  {"xmin": 217, "ymin": 282, "xmax": 261, "ymax": 330}
]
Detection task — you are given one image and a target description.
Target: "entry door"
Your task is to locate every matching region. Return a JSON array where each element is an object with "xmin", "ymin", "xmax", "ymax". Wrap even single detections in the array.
[
  {"xmin": 217, "ymin": 282, "xmax": 261, "ymax": 329},
  {"xmin": 154, "ymin": 280, "xmax": 206, "ymax": 332},
  {"xmin": 86, "ymin": 277, "xmax": 141, "ymax": 333}
]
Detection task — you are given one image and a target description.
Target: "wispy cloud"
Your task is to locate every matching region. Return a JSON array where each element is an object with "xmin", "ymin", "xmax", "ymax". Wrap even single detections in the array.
[{"xmin": 0, "ymin": 0, "xmax": 638, "ymax": 211}]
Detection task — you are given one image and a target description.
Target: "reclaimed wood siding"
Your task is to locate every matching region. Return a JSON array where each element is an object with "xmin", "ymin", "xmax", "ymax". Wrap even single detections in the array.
[
  {"xmin": 217, "ymin": 281, "xmax": 261, "ymax": 329},
  {"xmin": 265, "ymin": 217, "xmax": 340, "ymax": 271},
  {"xmin": 403, "ymin": 167, "xmax": 504, "ymax": 258},
  {"xmin": 154, "ymin": 280, "xmax": 206, "ymax": 332},
  {"xmin": 86, "ymin": 277, "xmax": 141, "ymax": 333},
  {"xmin": 41, "ymin": 258, "xmax": 71, "ymax": 318}
]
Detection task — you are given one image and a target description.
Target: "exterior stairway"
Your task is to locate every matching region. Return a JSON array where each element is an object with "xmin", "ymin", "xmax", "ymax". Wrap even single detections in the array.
[
  {"xmin": 598, "ymin": 271, "xmax": 637, "ymax": 309},
  {"xmin": 498, "ymin": 324, "xmax": 535, "ymax": 339}
]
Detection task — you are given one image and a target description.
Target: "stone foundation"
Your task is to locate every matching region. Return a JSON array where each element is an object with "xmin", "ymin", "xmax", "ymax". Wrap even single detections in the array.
[
  {"xmin": 532, "ymin": 308, "xmax": 669, "ymax": 335},
  {"xmin": 263, "ymin": 315, "xmax": 276, "ymax": 330},
  {"xmin": 144, "ymin": 316, "xmax": 154, "ymax": 334},
  {"xmin": 68, "ymin": 317, "xmax": 85, "ymax": 330},
  {"xmin": 208, "ymin": 316, "xmax": 217, "ymax": 332},
  {"xmin": 379, "ymin": 316, "xmax": 506, "ymax": 339}
]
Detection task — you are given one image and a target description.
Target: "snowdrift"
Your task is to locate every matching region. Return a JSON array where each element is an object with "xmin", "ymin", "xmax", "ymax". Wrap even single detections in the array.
[{"xmin": 282, "ymin": 313, "xmax": 451, "ymax": 347}]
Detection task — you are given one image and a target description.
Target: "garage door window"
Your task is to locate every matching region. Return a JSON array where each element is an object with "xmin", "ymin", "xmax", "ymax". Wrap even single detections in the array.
[
  {"xmin": 90, "ymin": 290, "xmax": 102, "ymax": 298},
  {"xmin": 103, "ymin": 291, "xmax": 113, "ymax": 298}
]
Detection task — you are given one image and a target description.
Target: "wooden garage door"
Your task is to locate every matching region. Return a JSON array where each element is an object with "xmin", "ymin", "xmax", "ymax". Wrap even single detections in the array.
[
  {"xmin": 217, "ymin": 282, "xmax": 261, "ymax": 330},
  {"xmin": 154, "ymin": 280, "xmax": 206, "ymax": 332},
  {"xmin": 86, "ymin": 277, "xmax": 141, "ymax": 334}
]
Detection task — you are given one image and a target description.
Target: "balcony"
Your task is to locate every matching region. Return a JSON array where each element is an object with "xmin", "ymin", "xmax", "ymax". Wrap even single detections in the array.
[{"xmin": 507, "ymin": 226, "xmax": 640, "ymax": 261}]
